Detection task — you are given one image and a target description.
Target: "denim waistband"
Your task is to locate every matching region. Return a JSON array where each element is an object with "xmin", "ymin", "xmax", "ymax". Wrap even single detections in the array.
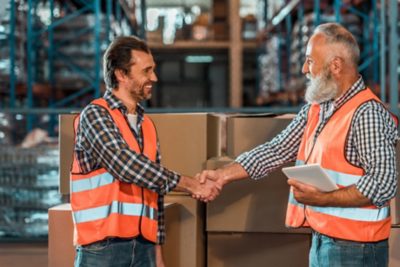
[{"xmin": 311, "ymin": 230, "xmax": 388, "ymax": 244}]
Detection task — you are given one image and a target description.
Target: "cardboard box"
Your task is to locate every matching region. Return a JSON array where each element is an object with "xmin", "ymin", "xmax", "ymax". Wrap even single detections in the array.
[
  {"xmin": 164, "ymin": 194, "xmax": 205, "ymax": 267},
  {"xmin": 48, "ymin": 202, "xmax": 190, "ymax": 267},
  {"xmin": 206, "ymin": 157, "xmax": 309, "ymax": 233},
  {"xmin": 390, "ymin": 226, "xmax": 400, "ymax": 267},
  {"xmin": 59, "ymin": 114, "xmax": 77, "ymax": 194},
  {"xmin": 48, "ymin": 204, "xmax": 75, "ymax": 267},
  {"xmin": 226, "ymin": 114, "xmax": 295, "ymax": 157},
  {"xmin": 148, "ymin": 113, "xmax": 222, "ymax": 176},
  {"xmin": 207, "ymin": 232, "xmax": 311, "ymax": 267},
  {"xmin": 59, "ymin": 113, "xmax": 222, "ymax": 194}
]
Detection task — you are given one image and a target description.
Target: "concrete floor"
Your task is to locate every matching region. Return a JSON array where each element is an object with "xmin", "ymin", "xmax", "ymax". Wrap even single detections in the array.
[{"xmin": 0, "ymin": 242, "xmax": 48, "ymax": 267}]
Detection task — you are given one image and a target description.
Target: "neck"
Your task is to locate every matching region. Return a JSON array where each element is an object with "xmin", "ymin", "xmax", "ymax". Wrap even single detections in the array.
[
  {"xmin": 334, "ymin": 71, "xmax": 359, "ymax": 99},
  {"xmin": 112, "ymin": 87, "xmax": 138, "ymax": 114}
]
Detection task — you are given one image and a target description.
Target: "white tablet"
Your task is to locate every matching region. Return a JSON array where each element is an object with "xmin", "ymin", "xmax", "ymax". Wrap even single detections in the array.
[{"xmin": 282, "ymin": 164, "xmax": 338, "ymax": 192}]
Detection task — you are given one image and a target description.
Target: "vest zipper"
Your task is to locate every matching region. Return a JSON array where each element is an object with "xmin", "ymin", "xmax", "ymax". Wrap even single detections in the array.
[
  {"xmin": 138, "ymin": 126, "xmax": 145, "ymax": 240},
  {"xmin": 138, "ymin": 187, "xmax": 145, "ymax": 239}
]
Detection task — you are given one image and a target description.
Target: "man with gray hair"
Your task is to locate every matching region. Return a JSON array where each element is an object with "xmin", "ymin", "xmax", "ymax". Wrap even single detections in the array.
[{"xmin": 197, "ymin": 23, "xmax": 398, "ymax": 266}]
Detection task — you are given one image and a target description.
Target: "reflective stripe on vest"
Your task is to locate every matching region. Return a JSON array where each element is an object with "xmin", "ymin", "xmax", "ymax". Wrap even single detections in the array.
[
  {"xmin": 73, "ymin": 201, "xmax": 158, "ymax": 224},
  {"xmin": 71, "ymin": 172, "xmax": 114, "ymax": 193},
  {"xmin": 285, "ymin": 88, "xmax": 397, "ymax": 242},
  {"xmin": 70, "ymin": 98, "xmax": 159, "ymax": 245}
]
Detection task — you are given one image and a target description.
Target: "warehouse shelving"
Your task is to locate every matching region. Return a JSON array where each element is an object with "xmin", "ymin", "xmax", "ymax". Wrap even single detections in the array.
[
  {"xmin": 258, "ymin": 0, "xmax": 399, "ymax": 116},
  {"xmin": 0, "ymin": 0, "xmax": 398, "ymax": 115},
  {"xmin": 20, "ymin": 0, "xmax": 140, "ymax": 131}
]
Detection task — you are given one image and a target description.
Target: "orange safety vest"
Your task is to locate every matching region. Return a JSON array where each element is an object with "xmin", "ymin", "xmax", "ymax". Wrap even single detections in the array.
[
  {"xmin": 285, "ymin": 88, "xmax": 398, "ymax": 242},
  {"xmin": 70, "ymin": 98, "xmax": 159, "ymax": 245}
]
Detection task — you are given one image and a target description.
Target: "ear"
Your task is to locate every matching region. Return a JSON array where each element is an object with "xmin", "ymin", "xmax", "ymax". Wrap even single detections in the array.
[
  {"xmin": 329, "ymin": 57, "xmax": 343, "ymax": 75},
  {"xmin": 114, "ymin": 69, "xmax": 126, "ymax": 83}
]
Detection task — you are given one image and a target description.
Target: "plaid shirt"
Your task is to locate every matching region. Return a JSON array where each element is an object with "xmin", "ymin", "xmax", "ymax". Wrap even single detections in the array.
[
  {"xmin": 236, "ymin": 77, "xmax": 399, "ymax": 207},
  {"xmin": 74, "ymin": 90, "xmax": 181, "ymax": 244}
]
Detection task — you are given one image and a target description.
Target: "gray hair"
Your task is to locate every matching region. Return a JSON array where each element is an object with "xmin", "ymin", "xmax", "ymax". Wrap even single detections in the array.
[{"xmin": 314, "ymin": 23, "xmax": 360, "ymax": 67}]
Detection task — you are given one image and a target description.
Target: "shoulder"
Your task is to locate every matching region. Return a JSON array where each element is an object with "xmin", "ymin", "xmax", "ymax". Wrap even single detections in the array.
[
  {"xmin": 355, "ymin": 100, "xmax": 395, "ymax": 122},
  {"xmin": 79, "ymin": 102, "xmax": 112, "ymax": 125},
  {"xmin": 353, "ymin": 100, "xmax": 398, "ymax": 133}
]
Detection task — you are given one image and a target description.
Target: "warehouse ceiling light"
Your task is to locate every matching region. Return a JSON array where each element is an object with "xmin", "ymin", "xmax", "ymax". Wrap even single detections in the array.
[{"xmin": 185, "ymin": 55, "xmax": 214, "ymax": 63}]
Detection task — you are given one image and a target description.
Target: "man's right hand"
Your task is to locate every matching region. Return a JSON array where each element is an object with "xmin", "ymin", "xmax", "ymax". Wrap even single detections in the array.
[
  {"xmin": 175, "ymin": 175, "xmax": 221, "ymax": 202},
  {"xmin": 196, "ymin": 169, "xmax": 225, "ymax": 191},
  {"xmin": 191, "ymin": 178, "xmax": 221, "ymax": 202}
]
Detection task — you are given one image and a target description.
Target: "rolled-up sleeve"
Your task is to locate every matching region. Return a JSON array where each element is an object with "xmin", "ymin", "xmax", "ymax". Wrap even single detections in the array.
[
  {"xmin": 353, "ymin": 102, "xmax": 398, "ymax": 207},
  {"xmin": 235, "ymin": 105, "xmax": 309, "ymax": 180}
]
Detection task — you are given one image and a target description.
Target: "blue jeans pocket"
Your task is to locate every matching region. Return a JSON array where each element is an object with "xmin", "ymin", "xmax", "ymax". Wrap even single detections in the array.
[{"xmin": 81, "ymin": 239, "xmax": 110, "ymax": 252}]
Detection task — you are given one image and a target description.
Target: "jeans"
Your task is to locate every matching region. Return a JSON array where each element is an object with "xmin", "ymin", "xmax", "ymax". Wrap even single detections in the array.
[
  {"xmin": 309, "ymin": 231, "xmax": 388, "ymax": 267},
  {"xmin": 74, "ymin": 236, "xmax": 156, "ymax": 267}
]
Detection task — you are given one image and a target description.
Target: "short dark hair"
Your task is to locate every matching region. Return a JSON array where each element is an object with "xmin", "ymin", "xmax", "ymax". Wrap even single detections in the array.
[{"xmin": 103, "ymin": 36, "xmax": 150, "ymax": 89}]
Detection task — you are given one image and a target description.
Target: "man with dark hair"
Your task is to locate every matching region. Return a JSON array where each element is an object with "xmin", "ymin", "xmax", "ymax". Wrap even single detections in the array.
[
  {"xmin": 70, "ymin": 36, "xmax": 219, "ymax": 267},
  {"xmin": 198, "ymin": 23, "xmax": 398, "ymax": 266}
]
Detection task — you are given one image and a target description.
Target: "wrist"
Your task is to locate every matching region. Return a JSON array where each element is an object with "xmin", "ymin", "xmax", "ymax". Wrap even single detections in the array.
[
  {"xmin": 180, "ymin": 175, "xmax": 198, "ymax": 194},
  {"xmin": 216, "ymin": 169, "xmax": 229, "ymax": 186}
]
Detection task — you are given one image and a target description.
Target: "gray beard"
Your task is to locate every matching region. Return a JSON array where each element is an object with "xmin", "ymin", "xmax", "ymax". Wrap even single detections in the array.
[{"xmin": 305, "ymin": 71, "xmax": 339, "ymax": 104}]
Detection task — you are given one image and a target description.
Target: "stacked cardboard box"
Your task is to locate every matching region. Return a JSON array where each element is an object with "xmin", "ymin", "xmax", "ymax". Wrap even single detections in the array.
[
  {"xmin": 53, "ymin": 113, "xmax": 400, "ymax": 267},
  {"xmin": 48, "ymin": 204, "xmax": 75, "ymax": 267},
  {"xmin": 148, "ymin": 113, "xmax": 222, "ymax": 267},
  {"xmin": 206, "ymin": 114, "xmax": 311, "ymax": 267},
  {"xmin": 390, "ymin": 226, "xmax": 400, "ymax": 267}
]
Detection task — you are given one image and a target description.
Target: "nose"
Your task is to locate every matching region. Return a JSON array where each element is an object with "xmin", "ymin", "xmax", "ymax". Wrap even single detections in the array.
[
  {"xmin": 150, "ymin": 71, "xmax": 158, "ymax": 82},
  {"xmin": 302, "ymin": 61, "xmax": 308, "ymax": 75}
]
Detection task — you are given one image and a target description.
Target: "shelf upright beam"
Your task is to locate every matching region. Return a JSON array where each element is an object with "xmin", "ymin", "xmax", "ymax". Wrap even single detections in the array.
[
  {"xmin": 94, "ymin": 0, "xmax": 101, "ymax": 98},
  {"xmin": 26, "ymin": 0, "xmax": 36, "ymax": 131},
  {"xmin": 313, "ymin": 0, "xmax": 321, "ymax": 27},
  {"xmin": 285, "ymin": 15, "xmax": 292, "ymax": 82},
  {"xmin": 9, "ymin": 0, "xmax": 16, "ymax": 108},
  {"xmin": 48, "ymin": 0, "xmax": 56, "ymax": 134},
  {"xmin": 335, "ymin": 1, "xmax": 379, "ymax": 86},
  {"xmin": 140, "ymin": 0, "xmax": 147, "ymax": 38},
  {"xmin": 334, "ymin": 0, "xmax": 342, "ymax": 22},
  {"xmin": 106, "ymin": 0, "xmax": 112, "ymax": 43},
  {"xmin": 297, "ymin": 2, "xmax": 304, "ymax": 72},
  {"xmin": 229, "ymin": 0, "xmax": 242, "ymax": 107},
  {"xmin": 380, "ymin": 0, "xmax": 386, "ymax": 102},
  {"xmin": 371, "ymin": 0, "xmax": 379, "ymax": 83},
  {"xmin": 277, "ymin": 25, "xmax": 283, "ymax": 90},
  {"xmin": 388, "ymin": 0, "xmax": 398, "ymax": 116}
]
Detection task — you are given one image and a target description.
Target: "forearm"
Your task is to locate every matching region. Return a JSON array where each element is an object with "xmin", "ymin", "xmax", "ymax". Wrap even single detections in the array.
[
  {"xmin": 101, "ymin": 148, "xmax": 180, "ymax": 195},
  {"xmin": 235, "ymin": 107, "xmax": 308, "ymax": 180},
  {"xmin": 217, "ymin": 162, "xmax": 250, "ymax": 185},
  {"xmin": 320, "ymin": 185, "xmax": 372, "ymax": 207},
  {"xmin": 174, "ymin": 175, "xmax": 199, "ymax": 194}
]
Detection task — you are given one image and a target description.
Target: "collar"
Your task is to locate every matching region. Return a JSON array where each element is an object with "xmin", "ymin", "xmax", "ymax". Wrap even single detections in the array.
[
  {"xmin": 103, "ymin": 90, "xmax": 145, "ymax": 117},
  {"xmin": 332, "ymin": 76, "xmax": 365, "ymax": 109}
]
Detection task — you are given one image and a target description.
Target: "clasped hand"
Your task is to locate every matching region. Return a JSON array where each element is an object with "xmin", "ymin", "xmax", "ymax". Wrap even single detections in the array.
[{"xmin": 191, "ymin": 170, "xmax": 226, "ymax": 202}]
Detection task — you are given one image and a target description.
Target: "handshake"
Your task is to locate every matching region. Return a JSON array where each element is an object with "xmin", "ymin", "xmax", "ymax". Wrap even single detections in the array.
[
  {"xmin": 177, "ymin": 162, "xmax": 246, "ymax": 202},
  {"xmin": 187, "ymin": 169, "xmax": 227, "ymax": 203}
]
